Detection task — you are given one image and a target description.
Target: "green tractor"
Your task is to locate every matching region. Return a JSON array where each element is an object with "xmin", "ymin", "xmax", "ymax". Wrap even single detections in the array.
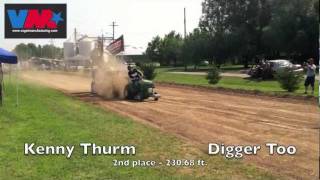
[{"xmin": 124, "ymin": 79, "xmax": 160, "ymax": 101}]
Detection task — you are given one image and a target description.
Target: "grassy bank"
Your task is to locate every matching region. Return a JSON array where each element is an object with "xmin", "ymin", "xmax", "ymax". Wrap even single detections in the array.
[
  {"xmin": 155, "ymin": 72, "xmax": 319, "ymax": 97},
  {"xmin": 0, "ymin": 79, "xmax": 277, "ymax": 179}
]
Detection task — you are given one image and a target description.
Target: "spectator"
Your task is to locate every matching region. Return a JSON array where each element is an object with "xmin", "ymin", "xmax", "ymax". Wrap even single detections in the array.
[{"xmin": 304, "ymin": 58, "xmax": 317, "ymax": 94}]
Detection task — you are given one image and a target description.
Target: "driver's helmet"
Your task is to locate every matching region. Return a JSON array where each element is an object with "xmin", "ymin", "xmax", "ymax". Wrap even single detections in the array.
[
  {"xmin": 127, "ymin": 65, "xmax": 133, "ymax": 71},
  {"xmin": 127, "ymin": 63, "xmax": 137, "ymax": 71}
]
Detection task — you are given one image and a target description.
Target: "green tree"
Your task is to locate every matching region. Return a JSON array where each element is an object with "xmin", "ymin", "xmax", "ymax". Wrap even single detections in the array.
[
  {"xmin": 14, "ymin": 43, "xmax": 63, "ymax": 60},
  {"xmin": 14, "ymin": 43, "xmax": 28, "ymax": 60},
  {"xmin": 27, "ymin": 43, "xmax": 38, "ymax": 57},
  {"xmin": 207, "ymin": 66, "xmax": 221, "ymax": 84},
  {"xmin": 161, "ymin": 31, "xmax": 183, "ymax": 66},
  {"xmin": 146, "ymin": 36, "xmax": 162, "ymax": 63},
  {"xmin": 36, "ymin": 45, "xmax": 42, "ymax": 57},
  {"xmin": 42, "ymin": 45, "xmax": 54, "ymax": 58},
  {"xmin": 200, "ymin": 0, "xmax": 272, "ymax": 68},
  {"xmin": 262, "ymin": 0, "xmax": 319, "ymax": 63},
  {"xmin": 146, "ymin": 31, "xmax": 183, "ymax": 66},
  {"xmin": 276, "ymin": 67, "xmax": 303, "ymax": 92},
  {"xmin": 41, "ymin": 45, "xmax": 62, "ymax": 59},
  {"xmin": 182, "ymin": 28, "xmax": 211, "ymax": 70},
  {"xmin": 139, "ymin": 64, "xmax": 157, "ymax": 80},
  {"xmin": 146, "ymin": 0, "xmax": 319, "ymax": 69}
]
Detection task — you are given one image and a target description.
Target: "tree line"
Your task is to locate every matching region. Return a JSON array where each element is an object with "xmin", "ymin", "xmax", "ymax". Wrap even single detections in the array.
[
  {"xmin": 146, "ymin": 0, "xmax": 319, "ymax": 69},
  {"xmin": 14, "ymin": 43, "xmax": 63, "ymax": 60}
]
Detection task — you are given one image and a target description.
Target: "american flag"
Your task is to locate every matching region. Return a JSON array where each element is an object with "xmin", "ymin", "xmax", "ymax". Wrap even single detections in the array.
[{"xmin": 106, "ymin": 35, "xmax": 124, "ymax": 55}]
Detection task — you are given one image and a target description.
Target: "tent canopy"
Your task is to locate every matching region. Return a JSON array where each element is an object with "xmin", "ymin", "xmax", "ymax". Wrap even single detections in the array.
[{"xmin": 0, "ymin": 48, "xmax": 18, "ymax": 64}]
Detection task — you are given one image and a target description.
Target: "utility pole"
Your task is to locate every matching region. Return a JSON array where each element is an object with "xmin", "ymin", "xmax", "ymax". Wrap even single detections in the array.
[
  {"xmin": 0, "ymin": 63, "xmax": 2, "ymax": 106},
  {"xmin": 74, "ymin": 28, "xmax": 77, "ymax": 43},
  {"xmin": 183, "ymin": 7, "xmax": 187, "ymax": 71},
  {"xmin": 100, "ymin": 33, "xmax": 104, "ymax": 57},
  {"xmin": 184, "ymin": 7, "xmax": 187, "ymax": 39},
  {"xmin": 74, "ymin": 28, "xmax": 78, "ymax": 55},
  {"xmin": 109, "ymin": 21, "xmax": 119, "ymax": 41},
  {"xmin": 50, "ymin": 39, "xmax": 54, "ymax": 59}
]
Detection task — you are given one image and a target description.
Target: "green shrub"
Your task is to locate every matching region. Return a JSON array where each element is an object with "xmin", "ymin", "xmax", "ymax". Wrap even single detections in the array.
[
  {"xmin": 206, "ymin": 66, "xmax": 221, "ymax": 84},
  {"xmin": 150, "ymin": 62, "xmax": 161, "ymax": 67},
  {"xmin": 140, "ymin": 64, "xmax": 157, "ymax": 80},
  {"xmin": 276, "ymin": 68, "xmax": 303, "ymax": 92}
]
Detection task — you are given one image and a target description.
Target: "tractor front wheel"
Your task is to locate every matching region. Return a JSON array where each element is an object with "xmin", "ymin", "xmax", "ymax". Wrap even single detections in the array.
[{"xmin": 136, "ymin": 94, "xmax": 144, "ymax": 102}]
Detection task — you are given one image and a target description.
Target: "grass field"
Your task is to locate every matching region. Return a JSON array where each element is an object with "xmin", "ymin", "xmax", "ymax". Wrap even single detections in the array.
[
  {"xmin": 155, "ymin": 71, "xmax": 319, "ymax": 97},
  {"xmin": 0, "ymin": 79, "xmax": 278, "ymax": 179}
]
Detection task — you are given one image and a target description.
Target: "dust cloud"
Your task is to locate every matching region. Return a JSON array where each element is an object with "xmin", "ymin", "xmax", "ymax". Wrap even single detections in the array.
[{"xmin": 93, "ymin": 54, "xmax": 129, "ymax": 99}]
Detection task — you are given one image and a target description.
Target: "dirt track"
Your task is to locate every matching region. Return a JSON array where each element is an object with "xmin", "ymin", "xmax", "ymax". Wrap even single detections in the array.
[{"xmin": 22, "ymin": 71, "xmax": 319, "ymax": 179}]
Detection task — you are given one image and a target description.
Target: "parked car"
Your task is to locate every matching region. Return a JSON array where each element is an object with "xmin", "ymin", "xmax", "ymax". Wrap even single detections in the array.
[
  {"xmin": 248, "ymin": 59, "xmax": 303, "ymax": 79},
  {"xmin": 268, "ymin": 59, "xmax": 303, "ymax": 73}
]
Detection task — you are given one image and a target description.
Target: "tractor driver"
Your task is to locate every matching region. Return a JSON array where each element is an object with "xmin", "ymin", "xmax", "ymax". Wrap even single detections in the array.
[
  {"xmin": 128, "ymin": 65, "xmax": 143, "ymax": 99},
  {"xmin": 128, "ymin": 65, "xmax": 143, "ymax": 83}
]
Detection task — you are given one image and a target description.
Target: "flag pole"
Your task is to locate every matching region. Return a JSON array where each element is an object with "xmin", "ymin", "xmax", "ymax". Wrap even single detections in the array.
[
  {"xmin": 16, "ymin": 63, "xmax": 19, "ymax": 107},
  {"xmin": 0, "ymin": 63, "xmax": 3, "ymax": 106}
]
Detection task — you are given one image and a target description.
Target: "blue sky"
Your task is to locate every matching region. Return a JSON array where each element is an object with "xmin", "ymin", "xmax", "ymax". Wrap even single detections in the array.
[{"xmin": 1, "ymin": 0, "xmax": 203, "ymax": 53}]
